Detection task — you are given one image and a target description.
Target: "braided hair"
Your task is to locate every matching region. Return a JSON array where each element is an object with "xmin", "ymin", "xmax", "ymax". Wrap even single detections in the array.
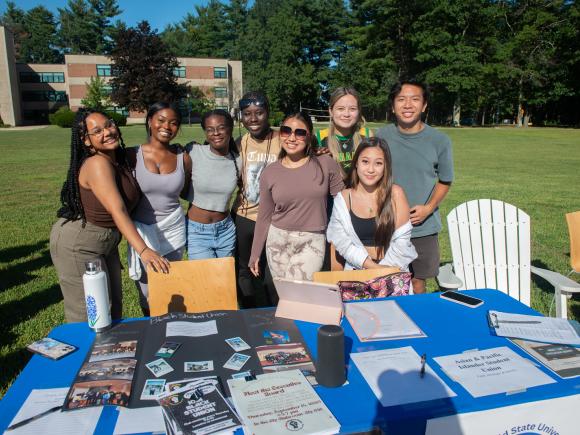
[
  {"xmin": 200, "ymin": 109, "xmax": 242, "ymax": 190},
  {"xmin": 57, "ymin": 108, "xmax": 129, "ymax": 223}
]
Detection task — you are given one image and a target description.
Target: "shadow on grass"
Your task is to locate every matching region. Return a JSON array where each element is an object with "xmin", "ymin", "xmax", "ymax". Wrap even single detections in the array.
[
  {"xmin": 530, "ymin": 259, "xmax": 560, "ymax": 295},
  {"xmin": 0, "ymin": 347, "xmax": 32, "ymax": 396},
  {"xmin": 0, "ymin": 284, "xmax": 62, "ymax": 349},
  {"xmin": 0, "ymin": 244, "xmax": 52, "ymax": 292},
  {"xmin": 0, "ymin": 240, "xmax": 49, "ymax": 264}
]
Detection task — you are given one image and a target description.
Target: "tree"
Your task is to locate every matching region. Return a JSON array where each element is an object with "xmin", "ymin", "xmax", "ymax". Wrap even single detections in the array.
[
  {"xmin": 109, "ymin": 21, "xmax": 188, "ymax": 112},
  {"xmin": 58, "ymin": 0, "xmax": 121, "ymax": 54},
  {"xmin": 81, "ymin": 76, "xmax": 111, "ymax": 110},
  {"xmin": 0, "ymin": 2, "xmax": 26, "ymax": 61},
  {"xmin": 20, "ymin": 7, "xmax": 62, "ymax": 63},
  {"xmin": 186, "ymin": 86, "xmax": 215, "ymax": 123}
]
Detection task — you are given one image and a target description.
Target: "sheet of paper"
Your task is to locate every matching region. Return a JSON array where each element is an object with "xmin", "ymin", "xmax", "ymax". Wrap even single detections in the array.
[
  {"xmin": 488, "ymin": 310, "xmax": 580, "ymax": 345},
  {"xmin": 228, "ymin": 370, "xmax": 340, "ymax": 435},
  {"xmin": 114, "ymin": 405, "xmax": 165, "ymax": 434},
  {"xmin": 434, "ymin": 346, "xmax": 556, "ymax": 398},
  {"xmin": 350, "ymin": 347, "xmax": 456, "ymax": 407},
  {"xmin": 511, "ymin": 339, "xmax": 580, "ymax": 379},
  {"xmin": 345, "ymin": 300, "xmax": 425, "ymax": 341},
  {"xmin": 165, "ymin": 320, "xmax": 217, "ymax": 337},
  {"xmin": 7, "ymin": 388, "xmax": 102, "ymax": 435}
]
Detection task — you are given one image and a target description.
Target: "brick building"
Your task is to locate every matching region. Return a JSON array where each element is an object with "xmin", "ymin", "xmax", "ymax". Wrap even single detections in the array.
[{"xmin": 0, "ymin": 26, "xmax": 243, "ymax": 126}]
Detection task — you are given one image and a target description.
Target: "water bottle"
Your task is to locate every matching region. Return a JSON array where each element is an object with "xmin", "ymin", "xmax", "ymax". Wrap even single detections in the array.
[{"xmin": 83, "ymin": 259, "xmax": 112, "ymax": 332}]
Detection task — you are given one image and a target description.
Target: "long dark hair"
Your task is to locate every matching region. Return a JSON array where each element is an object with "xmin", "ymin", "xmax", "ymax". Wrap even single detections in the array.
[
  {"xmin": 278, "ymin": 111, "xmax": 324, "ymax": 185},
  {"xmin": 200, "ymin": 109, "xmax": 241, "ymax": 188},
  {"xmin": 145, "ymin": 101, "xmax": 182, "ymax": 139},
  {"xmin": 349, "ymin": 137, "xmax": 395, "ymax": 259},
  {"xmin": 57, "ymin": 108, "xmax": 128, "ymax": 223}
]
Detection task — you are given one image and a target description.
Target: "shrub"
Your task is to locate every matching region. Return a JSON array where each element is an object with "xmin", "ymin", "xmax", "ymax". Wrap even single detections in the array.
[
  {"xmin": 49, "ymin": 106, "xmax": 76, "ymax": 128},
  {"xmin": 269, "ymin": 111, "xmax": 285, "ymax": 127},
  {"xmin": 105, "ymin": 111, "xmax": 127, "ymax": 126}
]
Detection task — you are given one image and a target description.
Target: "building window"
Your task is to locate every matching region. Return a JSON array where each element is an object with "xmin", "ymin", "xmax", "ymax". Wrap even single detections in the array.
[
  {"xmin": 214, "ymin": 87, "xmax": 227, "ymax": 98},
  {"xmin": 214, "ymin": 67, "xmax": 227, "ymax": 79},
  {"xmin": 173, "ymin": 67, "xmax": 186, "ymax": 78},
  {"xmin": 102, "ymin": 85, "xmax": 113, "ymax": 96},
  {"xmin": 21, "ymin": 90, "xmax": 67, "ymax": 102},
  {"xmin": 105, "ymin": 106, "xmax": 128, "ymax": 116},
  {"xmin": 215, "ymin": 106, "xmax": 229, "ymax": 111},
  {"xmin": 96, "ymin": 64, "xmax": 113, "ymax": 77},
  {"xmin": 19, "ymin": 72, "xmax": 65, "ymax": 83}
]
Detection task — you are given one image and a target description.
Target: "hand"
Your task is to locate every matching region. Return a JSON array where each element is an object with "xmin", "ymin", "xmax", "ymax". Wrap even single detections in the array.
[
  {"xmin": 141, "ymin": 248, "xmax": 170, "ymax": 273},
  {"xmin": 363, "ymin": 257, "xmax": 381, "ymax": 269},
  {"xmin": 314, "ymin": 147, "xmax": 330, "ymax": 156},
  {"xmin": 410, "ymin": 204, "xmax": 433, "ymax": 226},
  {"xmin": 249, "ymin": 258, "xmax": 260, "ymax": 277}
]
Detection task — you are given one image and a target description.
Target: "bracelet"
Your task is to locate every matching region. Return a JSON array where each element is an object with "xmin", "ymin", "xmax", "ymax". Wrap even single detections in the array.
[{"xmin": 139, "ymin": 246, "xmax": 148, "ymax": 256}]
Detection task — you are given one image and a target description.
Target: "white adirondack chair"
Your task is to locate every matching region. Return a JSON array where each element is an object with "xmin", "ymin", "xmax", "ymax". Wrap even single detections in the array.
[{"xmin": 437, "ymin": 199, "xmax": 580, "ymax": 318}]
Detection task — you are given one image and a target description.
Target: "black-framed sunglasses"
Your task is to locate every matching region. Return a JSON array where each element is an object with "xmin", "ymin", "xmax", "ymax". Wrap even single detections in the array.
[
  {"xmin": 279, "ymin": 125, "xmax": 308, "ymax": 139},
  {"xmin": 239, "ymin": 98, "xmax": 267, "ymax": 110}
]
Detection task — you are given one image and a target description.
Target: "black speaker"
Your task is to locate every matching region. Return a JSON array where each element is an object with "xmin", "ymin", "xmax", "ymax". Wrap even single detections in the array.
[{"xmin": 315, "ymin": 324, "xmax": 346, "ymax": 387}]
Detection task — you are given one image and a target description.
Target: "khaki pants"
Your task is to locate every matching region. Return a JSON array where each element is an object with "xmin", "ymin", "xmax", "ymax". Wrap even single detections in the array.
[
  {"xmin": 266, "ymin": 225, "xmax": 325, "ymax": 281},
  {"xmin": 50, "ymin": 218, "xmax": 122, "ymax": 323}
]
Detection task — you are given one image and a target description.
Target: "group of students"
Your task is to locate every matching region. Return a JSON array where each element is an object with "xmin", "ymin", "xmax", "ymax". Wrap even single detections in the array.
[{"xmin": 50, "ymin": 79, "xmax": 454, "ymax": 323}]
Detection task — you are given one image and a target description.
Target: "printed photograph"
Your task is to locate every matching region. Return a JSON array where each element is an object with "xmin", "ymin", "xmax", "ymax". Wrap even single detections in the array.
[
  {"xmin": 146, "ymin": 358, "xmax": 174, "ymax": 377},
  {"xmin": 225, "ymin": 337, "xmax": 250, "ymax": 351},
  {"xmin": 263, "ymin": 330, "xmax": 290, "ymax": 345},
  {"xmin": 27, "ymin": 338, "xmax": 76, "ymax": 359},
  {"xmin": 78, "ymin": 358, "xmax": 137, "ymax": 381},
  {"xmin": 141, "ymin": 379, "xmax": 167, "ymax": 400},
  {"xmin": 184, "ymin": 360, "xmax": 214, "ymax": 372},
  {"xmin": 256, "ymin": 343, "xmax": 315, "ymax": 373},
  {"xmin": 155, "ymin": 341, "xmax": 181, "ymax": 358},
  {"xmin": 65, "ymin": 379, "xmax": 131, "ymax": 409},
  {"xmin": 89, "ymin": 340, "xmax": 137, "ymax": 362}
]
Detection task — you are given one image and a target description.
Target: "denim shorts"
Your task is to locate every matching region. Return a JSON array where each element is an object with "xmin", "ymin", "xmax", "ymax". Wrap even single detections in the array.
[{"xmin": 187, "ymin": 215, "xmax": 236, "ymax": 260}]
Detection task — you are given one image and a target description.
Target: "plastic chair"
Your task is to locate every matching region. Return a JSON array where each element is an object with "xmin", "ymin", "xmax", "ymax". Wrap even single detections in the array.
[
  {"xmin": 565, "ymin": 211, "xmax": 580, "ymax": 276},
  {"xmin": 437, "ymin": 199, "xmax": 580, "ymax": 318},
  {"xmin": 148, "ymin": 258, "xmax": 238, "ymax": 316}
]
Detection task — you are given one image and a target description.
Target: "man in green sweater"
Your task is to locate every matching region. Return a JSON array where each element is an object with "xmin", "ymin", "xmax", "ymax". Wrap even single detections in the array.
[{"xmin": 376, "ymin": 80, "xmax": 454, "ymax": 293}]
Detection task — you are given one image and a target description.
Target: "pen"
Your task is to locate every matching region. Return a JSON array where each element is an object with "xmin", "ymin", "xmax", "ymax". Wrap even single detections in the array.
[
  {"xmin": 495, "ymin": 320, "xmax": 542, "ymax": 324},
  {"xmin": 5, "ymin": 405, "xmax": 62, "ymax": 431},
  {"xmin": 420, "ymin": 353, "xmax": 426, "ymax": 378}
]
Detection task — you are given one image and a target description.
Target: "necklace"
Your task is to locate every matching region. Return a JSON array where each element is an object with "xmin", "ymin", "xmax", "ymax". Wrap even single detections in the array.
[{"xmin": 354, "ymin": 189, "xmax": 377, "ymax": 216}]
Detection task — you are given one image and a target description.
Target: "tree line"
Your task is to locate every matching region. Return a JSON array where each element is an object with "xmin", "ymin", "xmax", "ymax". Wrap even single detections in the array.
[{"xmin": 2, "ymin": 0, "xmax": 579, "ymax": 126}]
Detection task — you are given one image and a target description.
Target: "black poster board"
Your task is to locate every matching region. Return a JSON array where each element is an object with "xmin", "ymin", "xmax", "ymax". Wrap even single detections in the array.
[{"xmin": 65, "ymin": 309, "xmax": 312, "ymax": 410}]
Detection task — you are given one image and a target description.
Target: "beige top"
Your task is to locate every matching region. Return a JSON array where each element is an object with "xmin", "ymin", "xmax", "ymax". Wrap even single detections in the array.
[{"xmin": 232, "ymin": 131, "xmax": 281, "ymax": 221}]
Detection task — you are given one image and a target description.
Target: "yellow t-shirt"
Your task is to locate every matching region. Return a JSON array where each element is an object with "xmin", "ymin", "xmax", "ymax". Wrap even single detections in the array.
[
  {"xmin": 232, "ymin": 131, "xmax": 281, "ymax": 221},
  {"xmin": 316, "ymin": 127, "xmax": 372, "ymax": 173}
]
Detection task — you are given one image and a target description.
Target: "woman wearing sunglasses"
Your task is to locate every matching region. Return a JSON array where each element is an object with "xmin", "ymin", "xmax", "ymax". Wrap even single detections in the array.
[
  {"xmin": 50, "ymin": 109, "xmax": 169, "ymax": 323},
  {"xmin": 232, "ymin": 92, "xmax": 281, "ymax": 307},
  {"xmin": 249, "ymin": 112, "xmax": 344, "ymax": 292},
  {"xmin": 326, "ymin": 137, "xmax": 416, "ymax": 271},
  {"xmin": 316, "ymin": 87, "xmax": 372, "ymax": 178},
  {"xmin": 186, "ymin": 109, "xmax": 241, "ymax": 259},
  {"xmin": 126, "ymin": 102, "xmax": 192, "ymax": 316}
]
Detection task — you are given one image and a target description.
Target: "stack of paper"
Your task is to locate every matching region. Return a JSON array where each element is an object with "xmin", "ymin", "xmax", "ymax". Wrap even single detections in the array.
[
  {"xmin": 488, "ymin": 310, "xmax": 580, "ymax": 345},
  {"xmin": 345, "ymin": 300, "xmax": 425, "ymax": 341}
]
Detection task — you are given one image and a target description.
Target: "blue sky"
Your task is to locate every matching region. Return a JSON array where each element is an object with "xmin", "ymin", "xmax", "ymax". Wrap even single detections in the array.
[{"xmin": 0, "ymin": 0, "xmax": 207, "ymax": 31}]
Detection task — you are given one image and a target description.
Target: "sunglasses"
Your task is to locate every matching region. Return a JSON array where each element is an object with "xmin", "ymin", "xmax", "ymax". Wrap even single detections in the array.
[
  {"xmin": 239, "ymin": 98, "xmax": 267, "ymax": 110},
  {"xmin": 279, "ymin": 125, "xmax": 308, "ymax": 139}
]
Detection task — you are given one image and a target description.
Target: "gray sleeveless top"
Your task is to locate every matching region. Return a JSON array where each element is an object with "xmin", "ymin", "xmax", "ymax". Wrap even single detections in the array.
[{"xmin": 132, "ymin": 146, "xmax": 185, "ymax": 224}]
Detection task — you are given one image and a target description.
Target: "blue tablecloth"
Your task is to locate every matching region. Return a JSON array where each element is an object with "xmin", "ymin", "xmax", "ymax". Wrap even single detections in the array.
[{"xmin": 1, "ymin": 289, "xmax": 578, "ymax": 434}]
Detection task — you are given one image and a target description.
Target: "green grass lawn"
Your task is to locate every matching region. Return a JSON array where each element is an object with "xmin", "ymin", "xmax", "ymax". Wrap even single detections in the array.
[{"xmin": 1, "ymin": 124, "xmax": 579, "ymax": 397}]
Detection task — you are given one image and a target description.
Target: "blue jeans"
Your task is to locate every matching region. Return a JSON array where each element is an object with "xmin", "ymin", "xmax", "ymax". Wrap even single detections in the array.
[{"xmin": 187, "ymin": 215, "xmax": 236, "ymax": 260}]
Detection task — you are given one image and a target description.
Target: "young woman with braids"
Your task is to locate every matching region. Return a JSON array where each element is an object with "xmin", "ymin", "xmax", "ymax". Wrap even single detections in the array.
[
  {"xmin": 326, "ymin": 137, "xmax": 417, "ymax": 271},
  {"xmin": 186, "ymin": 109, "xmax": 241, "ymax": 259},
  {"xmin": 232, "ymin": 92, "xmax": 281, "ymax": 307},
  {"xmin": 249, "ymin": 112, "xmax": 344, "ymax": 291},
  {"xmin": 126, "ymin": 102, "xmax": 192, "ymax": 316},
  {"xmin": 49, "ymin": 110, "xmax": 169, "ymax": 323}
]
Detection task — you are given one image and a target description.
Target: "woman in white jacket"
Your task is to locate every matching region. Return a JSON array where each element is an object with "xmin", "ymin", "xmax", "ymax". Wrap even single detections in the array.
[{"xmin": 327, "ymin": 137, "xmax": 417, "ymax": 271}]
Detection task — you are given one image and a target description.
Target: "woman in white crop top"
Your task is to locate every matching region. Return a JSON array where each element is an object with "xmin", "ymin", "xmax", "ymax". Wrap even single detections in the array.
[{"xmin": 186, "ymin": 109, "xmax": 241, "ymax": 259}]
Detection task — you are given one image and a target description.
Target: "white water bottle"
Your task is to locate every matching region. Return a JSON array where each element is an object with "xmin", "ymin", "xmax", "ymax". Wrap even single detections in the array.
[{"xmin": 83, "ymin": 259, "xmax": 112, "ymax": 332}]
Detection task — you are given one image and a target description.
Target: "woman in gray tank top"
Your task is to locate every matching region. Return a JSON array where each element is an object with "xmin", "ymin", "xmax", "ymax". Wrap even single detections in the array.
[{"xmin": 127, "ymin": 102, "xmax": 192, "ymax": 316}]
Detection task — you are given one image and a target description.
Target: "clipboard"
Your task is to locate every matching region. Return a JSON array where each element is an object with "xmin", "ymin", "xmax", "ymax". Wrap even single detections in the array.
[{"xmin": 273, "ymin": 278, "xmax": 343, "ymax": 325}]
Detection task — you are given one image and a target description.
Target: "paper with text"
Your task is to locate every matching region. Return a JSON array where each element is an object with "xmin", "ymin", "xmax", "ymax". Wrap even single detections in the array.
[
  {"xmin": 165, "ymin": 320, "xmax": 218, "ymax": 337},
  {"xmin": 7, "ymin": 388, "xmax": 101, "ymax": 435},
  {"xmin": 434, "ymin": 346, "xmax": 556, "ymax": 398},
  {"xmin": 351, "ymin": 347, "xmax": 456, "ymax": 407},
  {"xmin": 114, "ymin": 406, "xmax": 165, "ymax": 434}
]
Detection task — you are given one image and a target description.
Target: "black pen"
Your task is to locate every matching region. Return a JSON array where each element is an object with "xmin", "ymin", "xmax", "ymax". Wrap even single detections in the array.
[
  {"xmin": 5, "ymin": 405, "xmax": 62, "ymax": 431},
  {"xmin": 420, "ymin": 353, "xmax": 426, "ymax": 378}
]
